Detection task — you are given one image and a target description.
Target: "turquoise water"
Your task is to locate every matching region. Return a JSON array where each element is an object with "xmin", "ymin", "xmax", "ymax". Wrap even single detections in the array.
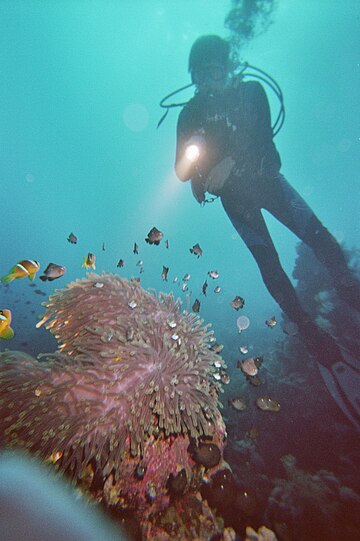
[
  {"xmin": 0, "ymin": 2, "xmax": 359, "ymax": 338},
  {"xmin": 0, "ymin": 2, "xmax": 359, "ymax": 540}
]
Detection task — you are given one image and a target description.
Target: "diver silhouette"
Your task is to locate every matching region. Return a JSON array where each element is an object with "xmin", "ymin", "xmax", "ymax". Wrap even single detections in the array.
[{"xmin": 173, "ymin": 35, "xmax": 360, "ymax": 428}]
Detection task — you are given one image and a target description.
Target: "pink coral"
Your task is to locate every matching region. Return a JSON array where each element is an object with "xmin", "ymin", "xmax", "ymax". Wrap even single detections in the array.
[{"xmin": 0, "ymin": 273, "xmax": 227, "ymax": 522}]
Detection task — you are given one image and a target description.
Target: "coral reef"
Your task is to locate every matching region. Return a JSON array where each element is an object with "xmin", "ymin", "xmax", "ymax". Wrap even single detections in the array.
[
  {"xmin": 0, "ymin": 273, "xmax": 231, "ymax": 538},
  {"xmin": 143, "ymin": 491, "xmax": 236, "ymax": 540},
  {"xmin": 265, "ymin": 455, "xmax": 360, "ymax": 540},
  {"xmin": 245, "ymin": 525, "xmax": 278, "ymax": 541},
  {"xmin": 291, "ymin": 242, "xmax": 360, "ymax": 354}
]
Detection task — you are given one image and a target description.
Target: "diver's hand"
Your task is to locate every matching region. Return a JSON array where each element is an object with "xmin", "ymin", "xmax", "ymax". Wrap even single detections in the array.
[{"xmin": 205, "ymin": 157, "xmax": 235, "ymax": 194}]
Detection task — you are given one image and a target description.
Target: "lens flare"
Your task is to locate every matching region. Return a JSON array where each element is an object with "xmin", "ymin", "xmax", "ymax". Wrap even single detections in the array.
[{"xmin": 237, "ymin": 315, "xmax": 250, "ymax": 332}]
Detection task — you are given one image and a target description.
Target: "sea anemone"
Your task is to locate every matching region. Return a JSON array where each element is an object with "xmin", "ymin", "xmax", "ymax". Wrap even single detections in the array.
[{"xmin": 0, "ymin": 273, "xmax": 227, "ymax": 517}]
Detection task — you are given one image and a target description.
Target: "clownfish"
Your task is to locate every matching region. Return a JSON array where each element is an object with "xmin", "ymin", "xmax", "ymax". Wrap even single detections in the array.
[
  {"xmin": 0, "ymin": 309, "xmax": 14, "ymax": 340},
  {"xmin": 1, "ymin": 260, "xmax": 40, "ymax": 283},
  {"xmin": 82, "ymin": 253, "xmax": 96, "ymax": 270}
]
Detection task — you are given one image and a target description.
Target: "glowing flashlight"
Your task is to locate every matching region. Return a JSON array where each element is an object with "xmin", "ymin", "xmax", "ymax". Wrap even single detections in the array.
[
  {"xmin": 185, "ymin": 144, "xmax": 200, "ymax": 162},
  {"xmin": 184, "ymin": 134, "xmax": 205, "ymax": 163}
]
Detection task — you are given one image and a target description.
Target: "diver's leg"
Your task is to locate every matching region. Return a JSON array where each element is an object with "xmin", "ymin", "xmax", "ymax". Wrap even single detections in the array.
[
  {"xmin": 221, "ymin": 191, "xmax": 346, "ymax": 367},
  {"xmin": 221, "ymin": 194, "xmax": 308, "ymax": 324},
  {"xmin": 265, "ymin": 174, "xmax": 360, "ymax": 312}
]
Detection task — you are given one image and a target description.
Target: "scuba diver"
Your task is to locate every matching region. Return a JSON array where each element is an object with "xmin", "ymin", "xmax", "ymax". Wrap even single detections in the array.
[{"xmin": 171, "ymin": 35, "xmax": 360, "ymax": 428}]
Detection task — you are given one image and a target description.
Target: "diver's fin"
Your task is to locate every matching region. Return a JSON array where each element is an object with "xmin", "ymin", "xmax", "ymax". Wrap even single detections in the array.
[
  {"xmin": 332, "ymin": 360, "xmax": 360, "ymax": 418},
  {"xmin": 317, "ymin": 356, "xmax": 360, "ymax": 431}
]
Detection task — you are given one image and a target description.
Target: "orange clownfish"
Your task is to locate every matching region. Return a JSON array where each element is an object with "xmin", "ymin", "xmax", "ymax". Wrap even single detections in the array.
[
  {"xmin": 82, "ymin": 253, "xmax": 96, "ymax": 270},
  {"xmin": 0, "ymin": 309, "xmax": 14, "ymax": 339},
  {"xmin": 1, "ymin": 260, "xmax": 40, "ymax": 283}
]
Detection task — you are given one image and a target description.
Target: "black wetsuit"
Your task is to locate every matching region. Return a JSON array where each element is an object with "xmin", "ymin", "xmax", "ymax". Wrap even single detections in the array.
[{"xmin": 176, "ymin": 80, "xmax": 360, "ymax": 365}]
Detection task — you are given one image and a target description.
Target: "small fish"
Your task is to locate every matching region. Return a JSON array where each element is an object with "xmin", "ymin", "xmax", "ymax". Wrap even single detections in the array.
[
  {"xmin": 94, "ymin": 282, "xmax": 104, "ymax": 288},
  {"xmin": 230, "ymin": 296, "xmax": 245, "ymax": 310},
  {"xmin": 229, "ymin": 397, "xmax": 247, "ymax": 411},
  {"xmin": 128, "ymin": 300, "xmax": 137, "ymax": 309},
  {"xmin": 187, "ymin": 441, "xmax": 221, "ymax": 469},
  {"xmin": 183, "ymin": 273, "xmax": 191, "ymax": 281},
  {"xmin": 192, "ymin": 299, "xmax": 200, "ymax": 313},
  {"xmin": 182, "ymin": 283, "xmax": 188, "ymax": 292},
  {"xmin": 165, "ymin": 239, "xmax": 169, "ymax": 249},
  {"xmin": 239, "ymin": 345, "xmax": 249, "ymax": 355},
  {"xmin": 208, "ymin": 270, "xmax": 219, "ymax": 279},
  {"xmin": 161, "ymin": 265, "xmax": 169, "ymax": 281},
  {"xmin": 82, "ymin": 253, "xmax": 96, "ymax": 270},
  {"xmin": 214, "ymin": 286, "xmax": 221, "ymax": 293},
  {"xmin": 134, "ymin": 462, "xmax": 147, "ymax": 480},
  {"xmin": 133, "ymin": 242, "xmax": 139, "ymax": 254},
  {"xmin": 0, "ymin": 309, "xmax": 14, "ymax": 339},
  {"xmin": 67, "ymin": 232, "xmax": 78, "ymax": 244},
  {"xmin": 1, "ymin": 260, "xmax": 40, "ymax": 283},
  {"xmin": 210, "ymin": 342, "xmax": 223, "ymax": 354},
  {"xmin": 265, "ymin": 316, "xmax": 277, "ymax": 328},
  {"xmin": 189, "ymin": 243, "xmax": 202, "ymax": 258},
  {"xmin": 238, "ymin": 356, "xmax": 263, "ymax": 377},
  {"xmin": 173, "ymin": 276, "xmax": 178, "ymax": 283},
  {"xmin": 39, "ymin": 263, "xmax": 66, "ymax": 282},
  {"xmin": 256, "ymin": 397, "xmax": 281, "ymax": 412},
  {"xmin": 166, "ymin": 468, "xmax": 187, "ymax": 496},
  {"xmin": 139, "ymin": 267, "xmax": 144, "ymax": 274},
  {"xmin": 34, "ymin": 289, "xmax": 46, "ymax": 296},
  {"xmin": 48, "ymin": 451, "xmax": 63, "ymax": 464},
  {"xmin": 145, "ymin": 227, "xmax": 163, "ymax": 245},
  {"xmin": 136, "ymin": 260, "xmax": 143, "ymax": 267},
  {"xmin": 126, "ymin": 327, "xmax": 135, "ymax": 341},
  {"xmin": 246, "ymin": 374, "xmax": 262, "ymax": 386},
  {"xmin": 102, "ymin": 242, "xmax": 106, "ymax": 251},
  {"xmin": 202, "ymin": 280, "xmax": 208, "ymax": 295},
  {"xmin": 221, "ymin": 372, "xmax": 230, "ymax": 384},
  {"xmin": 117, "ymin": 259, "xmax": 125, "ymax": 268},
  {"xmin": 246, "ymin": 426, "xmax": 259, "ymax": 440}
]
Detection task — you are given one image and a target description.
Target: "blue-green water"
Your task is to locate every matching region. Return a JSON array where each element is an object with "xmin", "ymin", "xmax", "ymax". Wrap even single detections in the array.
[{"xmin": 0, "ymin": 2, "xmax": 359, "ymax": 540}]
